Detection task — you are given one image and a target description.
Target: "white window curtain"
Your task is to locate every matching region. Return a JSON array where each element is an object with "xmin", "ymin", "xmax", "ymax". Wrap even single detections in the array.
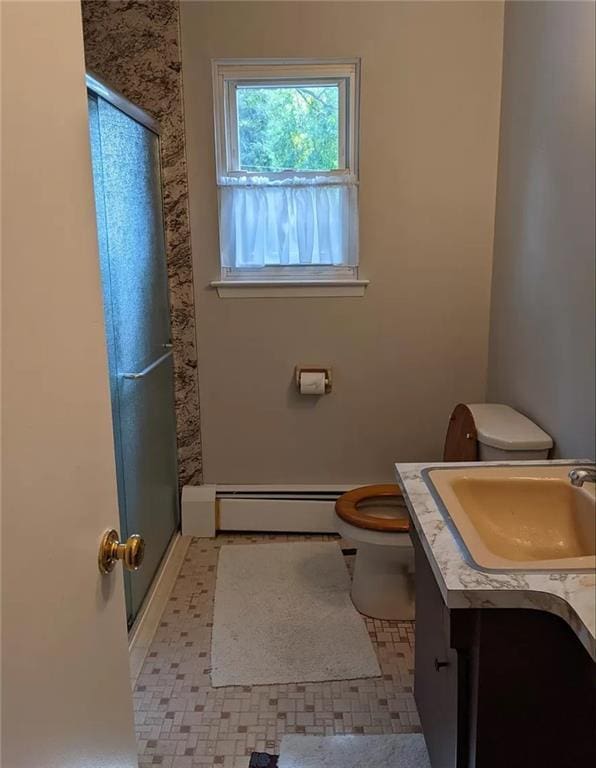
[{"xmin": 218, "ymin": 175, "xmax": 358, "ymax": 269}]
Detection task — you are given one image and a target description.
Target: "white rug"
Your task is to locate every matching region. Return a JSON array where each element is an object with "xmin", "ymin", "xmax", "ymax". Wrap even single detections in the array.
[
  {"xmin": 210, "ymin": 541, "xmax": 381, "ymax": 687},
  {"xmin": 279, "ymin": 734, "xmax": 431, "ymax": 768}
]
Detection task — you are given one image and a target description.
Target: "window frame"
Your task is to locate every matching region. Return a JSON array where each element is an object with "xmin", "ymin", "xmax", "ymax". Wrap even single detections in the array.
[
  {"xmin": 212, "ymin": 59, "xmax": 360, "ymax": 182},
  {"xmin": 211, "ymin": 59, "xmax": 364, "ymax": 295}
]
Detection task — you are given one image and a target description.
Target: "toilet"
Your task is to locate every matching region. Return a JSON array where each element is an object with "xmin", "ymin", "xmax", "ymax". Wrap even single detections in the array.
[{"xmin": 335, "ymin": 403, "xmax": 553, "ymax": 620}]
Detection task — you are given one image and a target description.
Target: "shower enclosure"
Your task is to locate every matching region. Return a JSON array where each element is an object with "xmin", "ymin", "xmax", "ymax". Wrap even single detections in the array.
[{"xmin": 87, "ymin": 73, "xmax": 179, "ymax": 626}]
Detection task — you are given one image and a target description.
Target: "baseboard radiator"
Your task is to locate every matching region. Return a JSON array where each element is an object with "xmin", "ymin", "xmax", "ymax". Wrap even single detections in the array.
[
  {"xmin": 182, "ymin": 484, "xmax": 365, "ymax": 536},
  {"xmin": 217, "ymin": 485, "xmax": 357, "ymax": 533}
]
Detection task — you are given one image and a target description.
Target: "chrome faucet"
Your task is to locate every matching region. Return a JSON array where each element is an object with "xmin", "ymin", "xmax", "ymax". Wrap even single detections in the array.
[{"xmin": 568, "ymin": 467, "xmax": 596, "ymax": 487}]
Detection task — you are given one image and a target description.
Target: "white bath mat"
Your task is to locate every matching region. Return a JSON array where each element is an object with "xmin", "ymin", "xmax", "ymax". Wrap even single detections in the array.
[
  {"xmin": 211, "ymin": 541, "xmax": 381, "ymax": 687},
  {"xmin": 278, "ymin": 734, "xmax": 431, "ymax": 768}
]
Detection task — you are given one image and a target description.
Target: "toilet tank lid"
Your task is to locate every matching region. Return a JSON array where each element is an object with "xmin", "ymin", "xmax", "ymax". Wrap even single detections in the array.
[{"xmin": 466, "ymin": 404, "xmax": 553, "ymax": 451}]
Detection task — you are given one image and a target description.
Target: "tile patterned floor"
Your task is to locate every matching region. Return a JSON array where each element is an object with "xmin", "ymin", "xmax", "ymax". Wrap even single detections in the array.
[{"xmin": 134, "ymin": 534, "xmax": 420, "ymax": 768}]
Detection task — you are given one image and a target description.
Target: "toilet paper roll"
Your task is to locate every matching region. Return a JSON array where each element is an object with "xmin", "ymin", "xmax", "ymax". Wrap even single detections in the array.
[{"xmin": 299, "ymin": 371, "xmax": 327, "ymax": 395}]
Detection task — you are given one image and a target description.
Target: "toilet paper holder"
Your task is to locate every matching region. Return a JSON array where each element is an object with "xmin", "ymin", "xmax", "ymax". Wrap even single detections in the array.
[{"xmin": 294, "ymin": 366, "xmax": 332, "ymax": 394}]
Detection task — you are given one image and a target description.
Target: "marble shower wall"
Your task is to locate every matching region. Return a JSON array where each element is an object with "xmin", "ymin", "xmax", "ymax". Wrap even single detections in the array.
[{"xmin": 81, "ymin": 0, "xmax": 202, "ymax": 486}]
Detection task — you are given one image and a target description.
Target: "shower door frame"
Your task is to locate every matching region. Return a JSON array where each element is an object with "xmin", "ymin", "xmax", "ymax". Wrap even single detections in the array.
[
  {"xmin": 87, "ymin": 71, "xmax": 161, "ymax": 136},
  {"xmin": 86, "ymin": 71, "xmax": 180, "ymax": 627}
]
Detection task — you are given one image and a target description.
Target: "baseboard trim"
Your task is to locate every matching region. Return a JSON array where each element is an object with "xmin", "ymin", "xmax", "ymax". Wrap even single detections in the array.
[{"xmin": 128, "ymin": 532, "xmax": 192, "ymax": 682}]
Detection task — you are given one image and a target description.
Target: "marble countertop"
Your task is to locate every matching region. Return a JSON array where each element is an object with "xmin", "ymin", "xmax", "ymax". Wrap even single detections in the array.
[{"xmin": 395, "ymin": 460, "xmax": 596, "ymax": 661}]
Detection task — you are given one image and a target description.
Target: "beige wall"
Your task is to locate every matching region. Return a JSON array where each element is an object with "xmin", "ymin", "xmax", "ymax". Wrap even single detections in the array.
[
  {"xmin": 487, "ymin": 1, "xmax": 595, "ymax": 459},
  {"xmin": 181, "ymin": 1, "xmax": 504, "ymax": 484}
]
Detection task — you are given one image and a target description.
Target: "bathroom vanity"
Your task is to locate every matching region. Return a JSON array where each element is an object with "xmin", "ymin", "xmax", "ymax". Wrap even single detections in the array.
[{"xmin": 395, "ymin": 461, "xmax": 596, "ymax": 768}]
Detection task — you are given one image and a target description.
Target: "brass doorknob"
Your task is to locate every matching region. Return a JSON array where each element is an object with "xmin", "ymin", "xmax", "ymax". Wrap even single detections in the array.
[{"xmin": 98, "ymin": 529, "xmax": 145, "ymax": 575}]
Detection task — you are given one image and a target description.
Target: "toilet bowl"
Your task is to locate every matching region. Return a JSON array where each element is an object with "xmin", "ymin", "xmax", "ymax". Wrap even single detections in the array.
[
  {"xmin": 335, "ymin": 403, "xmax": 553, "ymax": 621},
  {"xmin": 335, "ymin": 485, "xmax": 414, "ymax": 620}
]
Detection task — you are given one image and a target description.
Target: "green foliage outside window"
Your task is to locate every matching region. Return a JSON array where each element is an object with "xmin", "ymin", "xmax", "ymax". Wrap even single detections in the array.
[{"xmin": 236, "ymin": 84, "xmax": 340, "ymax": 173}]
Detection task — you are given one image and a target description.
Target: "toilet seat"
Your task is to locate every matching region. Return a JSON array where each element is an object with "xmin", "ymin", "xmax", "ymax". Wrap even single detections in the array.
[{"xmin": 335, "ymin": 484, "xmax": 410, "ymax": 533}]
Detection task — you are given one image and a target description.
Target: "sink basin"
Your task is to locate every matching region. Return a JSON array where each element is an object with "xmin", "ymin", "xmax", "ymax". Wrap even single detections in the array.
[{"xmin": 425, "ymin": 466, "xmax": 596, "ymax": 571}]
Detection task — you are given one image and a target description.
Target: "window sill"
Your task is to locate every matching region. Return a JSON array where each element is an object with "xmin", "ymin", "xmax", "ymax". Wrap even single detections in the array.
[{"xmin": 210, "ymin": 279, "xmax": 369, "ymax": 298}]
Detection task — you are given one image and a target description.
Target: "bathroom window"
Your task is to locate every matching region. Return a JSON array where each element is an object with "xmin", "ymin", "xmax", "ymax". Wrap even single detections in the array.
[{"xmin": 212, "ymin": 59, "xmax": 362, "ymax": 294}]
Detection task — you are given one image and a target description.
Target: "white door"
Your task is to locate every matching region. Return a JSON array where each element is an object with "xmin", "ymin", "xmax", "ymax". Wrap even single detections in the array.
[{"xmin": 2, "ymin": 2, "xmax": 138, "ymax": 766}]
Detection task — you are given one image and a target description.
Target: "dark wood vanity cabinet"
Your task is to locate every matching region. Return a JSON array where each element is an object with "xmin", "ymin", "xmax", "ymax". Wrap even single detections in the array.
[
  {"xmin": 413, "ymin": 528, "xmax": 462, "ymax": 768},
  {"xmin": 411, "ymin": 526, "xmax": 596, "ymax": 768}
]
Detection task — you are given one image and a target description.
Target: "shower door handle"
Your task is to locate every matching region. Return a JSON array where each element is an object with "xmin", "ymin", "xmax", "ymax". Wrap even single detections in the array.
[{"xmin": 122, "ymin": 350, "xmax": 173, "ymax": 380}]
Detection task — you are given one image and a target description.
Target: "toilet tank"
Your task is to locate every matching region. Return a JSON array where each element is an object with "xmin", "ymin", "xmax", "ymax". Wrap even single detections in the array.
[{"xmin": 467, "ymin": 404, "xmax": 553, "ymax": 461}]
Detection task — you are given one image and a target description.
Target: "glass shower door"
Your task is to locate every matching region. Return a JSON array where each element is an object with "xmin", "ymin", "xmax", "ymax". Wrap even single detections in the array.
[{"xmin": 88, "ymin": 85, "xmax": 179, "ymax": 625}]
